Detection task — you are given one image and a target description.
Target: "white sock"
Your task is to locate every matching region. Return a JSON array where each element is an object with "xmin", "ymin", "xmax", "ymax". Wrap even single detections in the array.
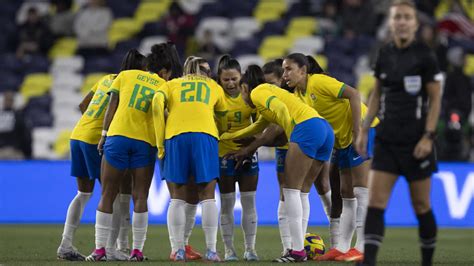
[
  {"xmin": 282, "ymin": 188, "xmax": 304, "ymax": 251},
  {"xmin": 278, "ymin": 200, "xmax": 292, "ymax": 251},
  {"xmin": 168, "ymin": 199, "xmax": 186, "ymax": 253},
  {"xmin": 184, "ymin": 203, "xmax": 198, "ymax": 246},
  {"xmin": 219, "ymin": 192, "xmax": 236, "ymax": 251},
  {"xmin": 240, "ymin": 191, "xmax": 257, "ymax": 252},
  {"xmin": 337, "ymin": 198, "xmax": 357, "ymax": 252},
  {"xmin": 95, "ymin": 211, "xmax": 113, "ymax": 249},
  {"xmin": 319, "ymin": 191, "xmax": 332, "ymax": 222},
  {"xmin": 132, "ymin": 212, "xmax": 148, "ymax": 251},
  {"xmin": 329, "ymin": 218, "xmax": 340, "ymax": 248},
  {"xmin": 202, "ymin": 199, "xmax": 218, "ymax": 252},
  {"xmin": 300, "ymin": 192, "xmax": 310, "ymax": 235},
  {"xmin": 117, "ymin": 194, "xmax": 131, "ymax": 250},
  {"xmin": 106, "ymin": 196, "xmax": 121, "ymax": 250},
  {"xmin": 60, "ymin": 191, "xmax": 92, "ymax": 249},
  {"xmin": 354, "ymin": 187, "xmax": 369, "ymax": 252}
]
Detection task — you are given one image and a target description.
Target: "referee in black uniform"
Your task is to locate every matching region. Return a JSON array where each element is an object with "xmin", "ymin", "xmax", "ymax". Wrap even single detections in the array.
[{"xmin": 355, "ymin": 1, "xmax": 442, "ymax": 265}]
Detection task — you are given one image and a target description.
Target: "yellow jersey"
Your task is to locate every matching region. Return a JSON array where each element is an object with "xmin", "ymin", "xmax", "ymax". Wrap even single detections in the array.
[
  {"xmin": 219, "ymin": 92, "xmax": 256, "ymax": 157},
  {"xmin": 107, "ymin": 70, "xmax": 165, "ymax": 146},
  {"xmin": 70, "ymin": 74, "xmax": 116, "ymax": 144},
  {"xmin": 295, "ymin": 74, "xmax": 379, "ymax": 149},
  {"xmin": 221, "ymin": 83, "xmax": 321, "ymax": 141},
  {"xmin": 153, "ymin": 75, "xmax": 227, "ymax": 158}
]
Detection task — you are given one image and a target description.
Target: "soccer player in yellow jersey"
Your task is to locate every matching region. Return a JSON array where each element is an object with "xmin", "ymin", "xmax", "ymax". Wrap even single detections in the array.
[
  {"xmin": 57, "ymin": 49, "xmax": 145, "ymax": 261},
  {"xmin": 261, "ymin": 59, "xmax": 332, "ymax": 255},
  {"xmin": 221, "ymin": 65, "xmax": 334, "ymax": 262},
  {"xmin": 152, "ymin": 57, "xmax": 227, "ymax": 262},
  {"xmin": 282, "ymin": 53, "xmax": 379, "ymax": 262},
  {"xmin": 86, "ymin": 43, "xmax": 182, "ymax": 262},
  {"xmin": 214, "ymin": 55, "xmax": 259, "ymax": 261}
]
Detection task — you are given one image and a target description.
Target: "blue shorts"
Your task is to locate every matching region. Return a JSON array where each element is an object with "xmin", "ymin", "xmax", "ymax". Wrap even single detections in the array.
[
  {"xmin": 70, "ymin": 140, "xmax": 101, "ymax": 180},
  {"xmin": 104, "ymin": 136, "xmax": 157, "ymax": 170},
  {"xmin": 220, "ymin": 153, "xmax": 259, "ymax": 177},
  {"xmin": 164, "ymin": 132, "xmax": 219, "ymax": 184},
  {"xmin": 275, "ymin": 148, "xmax": 287, "ymax": 173},
  {"xmin": 289, "ymin": 118, "xmax": 334, "ymax": 161},
  {"xmin": 332, "ymin": 127, "xmax": 376, "ymax": 169}
]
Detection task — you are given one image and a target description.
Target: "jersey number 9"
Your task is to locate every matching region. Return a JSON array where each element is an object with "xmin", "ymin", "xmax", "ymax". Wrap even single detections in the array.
[{"xmin": 180, "ymin": 82, "xmax": 210, "ymax": 104}]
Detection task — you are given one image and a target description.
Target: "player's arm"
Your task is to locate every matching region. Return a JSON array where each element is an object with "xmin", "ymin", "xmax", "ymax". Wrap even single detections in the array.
[
  {"xmin": 152, "ymin": 90, "xmax": 167, "ymax": 159},
  {"xmin": 265, "ymin": 95, "xmax": 293, "ymax": 139},
  {"xmin": 78, "ymin": 91, "xmax": 94, "ymax": 114},
  {"xmin": 214, "ymin": 86, "xmax": 229, "ymax": 135},
  {"xmin": 98, "ymin": 74, "xmax": 121, "ymax": 154},
  {"xmin": 355, "ymin": 79, "xmax": 381, "ymax": 157},
  {"xmin": 220, "ymin": 116, "xmax": 270, "ymax": 140},
  {"xmin": 340, "ymin": 84, "xmax": 362, "ymax": 141}
]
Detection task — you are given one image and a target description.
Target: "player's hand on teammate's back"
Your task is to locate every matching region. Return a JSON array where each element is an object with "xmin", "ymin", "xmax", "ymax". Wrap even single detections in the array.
[
  {"xmin": 97, "ymin": 136, "xmax": 106, "ymax": 156},
  {"xmin": 224, "ymin": 147, "xmax": 254, "ymax": 170},
  {"xmin": 355, "ymin": 130, "xmax": 368, "ymax": 159},
  {"xmin": 234, "ymin": 136, "xmax": 256, "ymax": 147},
  {"xmin": 413, "ymin": 136, "xmax": 433, "ymax": 159}
]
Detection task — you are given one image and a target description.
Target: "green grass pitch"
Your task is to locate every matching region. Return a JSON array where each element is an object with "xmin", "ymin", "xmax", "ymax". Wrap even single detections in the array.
[{"xmin": 0, "ymin": 225, "xmax": 473, "ymax": 265}]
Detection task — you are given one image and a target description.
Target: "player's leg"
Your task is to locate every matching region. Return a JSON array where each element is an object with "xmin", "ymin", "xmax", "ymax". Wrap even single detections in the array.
[
  {"xmin": 117, "ymin": 170, "xmax": 132, "ymax": 252},
  {"xmin": 314, "ymin": 162, "xmax": 331, "ymax": 221},
  {"xmin": 361, "ymin": 170, "xmax": 398, "ymax": 266},
  {"xmin": 409, "ymin": 178, "xmax": 437, "ymax": 266},
  {"xmin": 238, "ymin": 159, "xmax": 259, "ymax": 261},
  {"xmin": 167, "ymin": 181, "xmax": 188, "ymax": 261},
  {"xmin": 183, "ymin": 182, "xmax": 202, "ymax": 260},
  {"xmin": 300, "ymin": 162, "xmax": 320, "ymax": 236},
  {"xmin": 198, "ymin": 179, "xmax": 221, "ymax": 262},
  {"xmin": 276, "ymin": 149, "xmax": 292, "ymax": 254},
  {"xmin": 329, "ymin": 162, "xmax": 342, "ymax": 249},
  {"xmin": 218, "ymin": 159, "xmax": 238, "ymax": 260}
]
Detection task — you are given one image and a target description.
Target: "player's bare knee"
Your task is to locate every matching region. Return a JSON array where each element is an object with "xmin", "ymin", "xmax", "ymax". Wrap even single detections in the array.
[{"xmin": 412, "ymin": 198, "xmax": 431, "ymax": 214}]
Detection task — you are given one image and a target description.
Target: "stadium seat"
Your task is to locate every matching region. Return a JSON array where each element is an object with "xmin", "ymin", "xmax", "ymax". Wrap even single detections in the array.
[
  {"xmin": 286, "ymin": 17, "xmax": 318, "ymax": 39},
  {"xmin": 138, "ymin": 35, "xmax": 167, "ymax": 55},
  {"xmin": 81, "ymin": 73, "xmax": 108, "ymax": 95},
  {"xmin": 53, "ymin": 129, "xmax": 73, "ymax": 158},
  {"xmin": 52, "ymin": 73, "xmax": 84, "ymax": 91},
  {"xmin": 291, "ymin": 36, "xmax": 324, "ymax": 55},
  {"xmin": 50, "ymin": 57, "xmax": 85, "ymax": 75},
  {"xmin": 195, "ymin": 17, "xmax": 233, "ymax": 51},
  {"xmin": 232, "ymin": 17, "xmax": 261, "ymax": 40},
  {"xmin": 108, "ymin": 18, "xmax": 143, "ymax": 48},
  {"xmin": 258, "ymin": 35, "xmax": 293, "ymax": 60},
  {"xmin": 134, "ymin": 1, "xmax": 171, "ymax": 25},
  {"xmin": 357, "ymin": 72, "xmax": 376, "ymax": 102},
  {"xmin": 83, "ymin": 56, "xmax": 114, "ymax": 74},
  {"xmin": 32, "ymin": 127, "xmax": 59, "ymax": 159},
  {"xmin": 48, "ymin": 38, "xmax": 78, "ymax": 59},
  {"xmin": 22, "ymin": 55, "xmax": 50, "ymax": 74},
  {"xmin": 254, "ymin": 0, "xmax": 287, "ymax": 23},
  {"xmin": 179, "ymin": 0, "xmax": 205, "ymax": 15},
  {"xmin": 16, "ymin": 1, "xmax": 50, "ymax": 24},
  {"xmin": 464, "ymin": 54, "xmax": 474, "ymax": 76},
  {"xmin": 236, "ymin": 54, "xmax": 265, "ymax": 71},
  {"xmin": 53, "ymin": 106, "xmax": 81, "ymax": 129},
  {"xmin": 19, "ymin": 73, "xmax": 53, "ymax": 102},
  {"xmin": 0, "ymin": 71, "xmax": 23, "ymax": 92}
]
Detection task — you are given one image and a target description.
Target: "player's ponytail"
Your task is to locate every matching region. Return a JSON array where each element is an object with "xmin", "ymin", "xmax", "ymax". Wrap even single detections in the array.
[
  {"xmin": 241, "ymin": 65, "xmax": 265, "ymax": 91},
  {"xmin": 183, "ymin": 56, "xmax": 210, "ymax": 77},
  {"xmin": 305, "ymin": 55, "xmax": 325, "ymax": 75},
  {"xmin": 217, "ymin": 54, "xmax": 241, "ymax": 81},
  {"xmin": 120, "ymin": 49, "xmax": 145, "ymax": 72},
  {"xmin": 147, "ymin": 42, "xmax": 182, "ymax": 79}
]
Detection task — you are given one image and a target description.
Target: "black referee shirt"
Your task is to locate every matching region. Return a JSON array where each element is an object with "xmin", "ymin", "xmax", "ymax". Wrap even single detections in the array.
[{"xmin": 373, "ymin": 40, "xmax": 441, "ymax": 144}]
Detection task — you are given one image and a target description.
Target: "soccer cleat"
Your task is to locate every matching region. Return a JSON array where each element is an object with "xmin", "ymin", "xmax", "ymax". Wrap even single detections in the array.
[
  {"xmin": 106, "ymin": 248, "xmax": 129, "ymax": 261},
  {"xmin": 170, "ymin": 249, "xmax": 186, "ymax": 262},
  {"xmin": 185, "ymin": 245, "xmax": 202, "ymax": 260},
  {"xmin": 281, "ymin": 249, "xmax": 291, "ymax": 257},
  {"xmin": 273, "ymin": 249, "xmax": 307, "ymax": 263},
  {"xmin": 129, "ymin": 249, "xmax": 145, "ymax": 262},
  {"xmin": 224, "ymin": 248, "xmax": 238, "ymax": 261},
  {"xmin": 57, "ymin": 246, "xmax": 86, "ymax": 261},
  {"xmin": 85, "ymin": 248, "xmax": 107, "ymax": 262},
  {"xmin": 205, "ymin": 249, "xmax": 221, "ymax": 262},
  {"xmin": 243, "ymin": 250, "xmax": 259, "ymax": 261},
  {"xmin": 314, "ymin": 248, "xmax": 344, "ymax": 261},
  {"xmin": 335, "ymin": 247, "xmax": 364, "ymax": 262}
]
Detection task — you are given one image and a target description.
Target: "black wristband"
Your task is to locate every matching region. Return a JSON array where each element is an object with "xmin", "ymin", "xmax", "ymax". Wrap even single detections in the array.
[{"xmin": 424, "ymin": 131, "xmax": 436, "ymax": 140}]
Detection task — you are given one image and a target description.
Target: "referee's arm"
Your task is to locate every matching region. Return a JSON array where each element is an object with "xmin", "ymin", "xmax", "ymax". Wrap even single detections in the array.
[{"xmin": 413, "ymin": 80, "xmax": 441, "ymax": 159}]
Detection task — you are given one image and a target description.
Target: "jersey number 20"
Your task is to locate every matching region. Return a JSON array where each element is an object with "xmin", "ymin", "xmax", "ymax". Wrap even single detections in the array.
[{"xmin": 180, "ymin": 82, "xmax": 210, "ymax": 104}]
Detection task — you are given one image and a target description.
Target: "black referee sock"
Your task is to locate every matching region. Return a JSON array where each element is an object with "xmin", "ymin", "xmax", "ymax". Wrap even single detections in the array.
[
  {"xmin": 363, "ymin": 207, "xmax": 385, "ymax": 266},
  {"xmin": 417, "ymin": 210, "xmax": 437, "ymax": 266}
]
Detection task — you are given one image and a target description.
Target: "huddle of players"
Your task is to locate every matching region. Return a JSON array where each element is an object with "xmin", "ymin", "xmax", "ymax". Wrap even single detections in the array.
[{"xmin": 56, "ymin": 40, "xmax": 378, "ymax": 263}]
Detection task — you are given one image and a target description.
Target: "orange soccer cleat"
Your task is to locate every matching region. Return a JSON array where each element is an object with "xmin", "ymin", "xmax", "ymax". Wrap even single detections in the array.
[
  {"xmin": 185, "ymin": 245, "xmax": 202, "ymax": 260},
  {"xmin": 335, "ymin": 248, "xmax": 364, "ymax": 262},
  {"xmin": 314, "ymin": 248, "xmax": 344, "ymax": 261}
]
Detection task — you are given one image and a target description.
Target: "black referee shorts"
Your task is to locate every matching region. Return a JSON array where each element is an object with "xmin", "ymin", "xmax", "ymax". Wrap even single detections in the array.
[{"xmin": 371, "ymin": 138, "xmax": 438, "ymax": 182}]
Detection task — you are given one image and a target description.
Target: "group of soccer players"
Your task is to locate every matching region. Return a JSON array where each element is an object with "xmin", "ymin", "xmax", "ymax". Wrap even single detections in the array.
[{"xmin": 57, "ymin": 0, "xmax": 440, "ymax": 265}]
